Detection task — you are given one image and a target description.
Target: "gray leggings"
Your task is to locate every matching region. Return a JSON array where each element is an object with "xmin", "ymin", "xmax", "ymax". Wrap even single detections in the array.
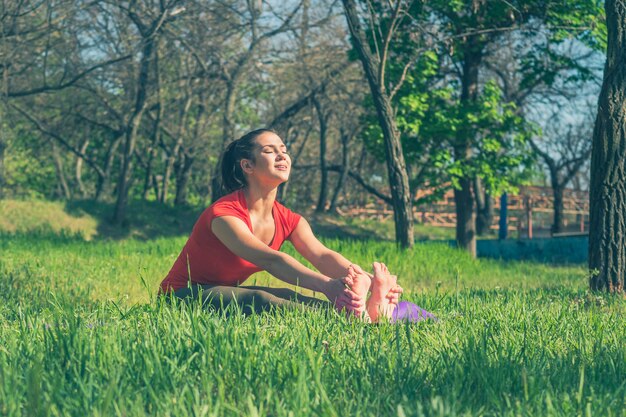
[{"xmin": 169, "ymin": 284, "xmax": 331, "ymax": 315}]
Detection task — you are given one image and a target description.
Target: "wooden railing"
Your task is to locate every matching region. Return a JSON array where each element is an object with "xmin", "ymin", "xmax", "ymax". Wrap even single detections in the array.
[{"xmin": 339, "ymin": 186, "xmax": 589, "ymax": 236}]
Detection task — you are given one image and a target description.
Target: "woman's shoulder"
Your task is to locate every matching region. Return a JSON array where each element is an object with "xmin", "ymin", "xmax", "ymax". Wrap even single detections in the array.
[
  {"xmin": 213, "ymin": 189, "xmax": 242, "ymax": 204},
  {"xmin": 273, "ymin": 198, "xmax": 299, "ymax": 215},
  {"xmin": 273, "ymin": 199, "xmax": 302, "ymax": 230},
  {"xmin": 207, "ymin": 190, "xmax": 247, "ymax": 218}
]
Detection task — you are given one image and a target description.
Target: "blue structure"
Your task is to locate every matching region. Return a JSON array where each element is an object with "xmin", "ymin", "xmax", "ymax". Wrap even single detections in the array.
[{"xmin": 499, "ymin": 193, "xmax": 508, "ymax": 240}]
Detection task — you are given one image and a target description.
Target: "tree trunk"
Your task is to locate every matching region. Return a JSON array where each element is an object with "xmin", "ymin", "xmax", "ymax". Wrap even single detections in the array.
[
  {"xmin": 52, "ymin": 142, "xmax": 71, "ymax": 199},
  {"xmin": 75, "ymin": 139, "xmax": 89, "ymax": 198},
  {"xmin": 454, "ymin": 175, "xmax": 476, "ymax": 255},
  {"xmin": 95, "ymin": 176, "xmax": 109, "ymax": 202},
  {"xmin": 551, "ymin": 182, "xmax": 565, "ymax": 235},
  {"xmin": 162, "ymin": 94, "xmax": 192, "ymax": 203},
  {"xmin": 143, "ymin": 49, "xmax": 163, "ymax": 201},
  {"xmin": 589, "ymin": 0, "xmax": 626, "ymax": 293},
  {"xmin": 142, "ymin": 151, "xmax": 156, "ymax": 200},
  {"xmin": 329, "ymin": 130, "xmax": 350, "ymax": 213},
  {"xmin": 113, "ymin": 36, "xmax": 155, "ymax": 224},
  {"xmin": 342, "ymin": 0, "xmax": 414, "ymax": 248},
  {"xmin": 453, "ymin": 32, "xmax": 482, "ymax": 257},
  {"xmin": 152, "ymin": 174, "xmax": 161, "ymax": 201},
  {"xmin": 313, "ymin": 97, "xmax": 329, "ymax": 213},
  {"xmin": 174, "ymin": 153, "xmax": 194, "ymax": 206},
  {"xmin": 95, "ymin": 134, "xmax": 122, "ymax": 202},
  {"xmin": 0, "ymin": 135, "xmax": 6, "ymax": 198},
  {"xmin": 211, "ymin": 80, "xmax": 239, "ymax": 202},
  {"xmin": 474, "ymin": 177, "xmax": 493, "ymax": 236}
]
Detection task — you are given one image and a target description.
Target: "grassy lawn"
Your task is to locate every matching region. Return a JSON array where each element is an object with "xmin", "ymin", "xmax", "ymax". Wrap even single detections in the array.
[{"xmin": 0, "ymin": 200, "xmax": 624, "ymax": 416}]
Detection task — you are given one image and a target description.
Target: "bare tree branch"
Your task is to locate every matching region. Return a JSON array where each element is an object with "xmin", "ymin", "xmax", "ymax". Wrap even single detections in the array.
[
  {"xmin": 7, "ymin": 55, "xmax": 132, "ymax": 97},
  {"xmin": 9, "ymin": 102, "xmax": 105, "ymax": 177}
]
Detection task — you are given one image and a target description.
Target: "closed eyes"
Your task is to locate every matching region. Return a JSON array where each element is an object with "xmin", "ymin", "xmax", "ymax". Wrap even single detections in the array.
[{"xmin": 262, "ymin": 148, "xmax": 289, "ymax": 155}]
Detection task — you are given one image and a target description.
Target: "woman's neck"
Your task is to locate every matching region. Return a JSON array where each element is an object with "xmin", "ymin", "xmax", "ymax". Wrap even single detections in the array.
[{"xmin": 242, "ymin": 186, "xmax": 277, "ymax": 218}]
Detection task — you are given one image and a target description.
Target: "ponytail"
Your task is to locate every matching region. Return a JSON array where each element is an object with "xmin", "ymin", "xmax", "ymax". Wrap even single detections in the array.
[{"xmin": 219, "ymin": 128, "xmax": 277, "ymax": 195}]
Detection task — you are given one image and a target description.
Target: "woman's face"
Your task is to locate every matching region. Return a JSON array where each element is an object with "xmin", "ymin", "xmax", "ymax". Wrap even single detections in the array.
[{"xmin": 242, "ymin": 132, "xmax": 291, "ymax": 186}]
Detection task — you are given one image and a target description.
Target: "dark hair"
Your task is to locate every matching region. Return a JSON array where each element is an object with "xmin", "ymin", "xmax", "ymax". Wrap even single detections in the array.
[{"xmin": 219, "ymin": 128, "xmax": 277, "ymax": 194}]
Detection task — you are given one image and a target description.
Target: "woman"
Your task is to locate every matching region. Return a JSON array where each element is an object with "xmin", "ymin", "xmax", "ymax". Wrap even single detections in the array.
[{"xmin": 160, "ymin": 128, "xmax": 403, "ymax": 321}]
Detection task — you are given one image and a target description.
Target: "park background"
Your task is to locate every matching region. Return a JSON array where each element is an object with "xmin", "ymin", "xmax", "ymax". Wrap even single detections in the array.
[{"xmin": 1, "ymin": 1, "xmax": 625, "ymax": 416}]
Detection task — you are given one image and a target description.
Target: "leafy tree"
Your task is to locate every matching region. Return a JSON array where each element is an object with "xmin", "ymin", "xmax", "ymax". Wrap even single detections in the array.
[
  {"xmin": 357, "ymin": 0, "xmax": 604, "ymax": 255},
  {"xmin": 341, "ymin": 0, "xmax": 427, "ymax": 248}
]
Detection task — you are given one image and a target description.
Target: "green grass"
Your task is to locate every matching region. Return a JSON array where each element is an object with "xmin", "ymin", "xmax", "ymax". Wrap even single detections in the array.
[
  {"xmin": 0, "ymin": 200, "xmax": 625, "ymax": 416},
  {"xmin": 0, "ymin": 200, "xmax": 98, "ymax": 240}
]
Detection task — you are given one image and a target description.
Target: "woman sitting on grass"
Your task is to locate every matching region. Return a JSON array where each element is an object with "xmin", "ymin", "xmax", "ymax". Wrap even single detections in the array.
[{"xmin": 159, "ymin": 128, "xmax": 403, "ymax": 321}]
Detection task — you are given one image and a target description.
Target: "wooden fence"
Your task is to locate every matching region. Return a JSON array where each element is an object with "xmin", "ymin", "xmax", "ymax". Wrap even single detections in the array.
[{"xmin": 340, "ymin": 186, "xmax": 589, "ymax": 237}]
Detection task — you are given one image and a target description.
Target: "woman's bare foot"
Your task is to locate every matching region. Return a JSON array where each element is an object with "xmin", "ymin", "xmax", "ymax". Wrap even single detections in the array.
[
  {"xmin": 386, "ymin": 278, "xmax": 403, "ymax": 306},
  {"xmin": 367, "ymin": 262, "xmax": 397, "ymax": 322},
  {"xmin": 345, "ymin": 265, "xmax": 371, "ymax": 319}
]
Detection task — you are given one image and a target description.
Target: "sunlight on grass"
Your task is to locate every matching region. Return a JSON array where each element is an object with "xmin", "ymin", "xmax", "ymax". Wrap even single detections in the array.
[
  {"xmin": 0, "ymin": 200, "xmax": 623, "ymax": 416},
  {"xmin": 0, "ymin": 199, "xmax": 98, "ymax": 240},
  {"xmin": 1, "ymin": 232, "xmax": 624, "ymax": 416}
]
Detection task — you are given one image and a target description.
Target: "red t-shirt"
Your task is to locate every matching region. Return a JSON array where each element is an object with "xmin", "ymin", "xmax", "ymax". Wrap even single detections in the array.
[{"xmin": 160, "ymin": 189, "xmax": 301, "ymax": 292}]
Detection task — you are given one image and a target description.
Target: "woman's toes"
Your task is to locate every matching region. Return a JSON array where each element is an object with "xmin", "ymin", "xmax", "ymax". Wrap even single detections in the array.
[{"xmin": 347, "ymin": 267, "xmax": 357, "ymax": 280}]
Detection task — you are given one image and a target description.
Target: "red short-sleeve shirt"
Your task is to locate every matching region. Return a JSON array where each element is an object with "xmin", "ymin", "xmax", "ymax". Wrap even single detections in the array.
[{"xmin": 160, "ymin": 189, "xmax": 302, "ymax": 292}]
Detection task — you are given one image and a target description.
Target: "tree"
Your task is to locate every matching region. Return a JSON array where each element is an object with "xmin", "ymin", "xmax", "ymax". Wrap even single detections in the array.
[
  {"xmin": 264, "ymin": 0, "xmax": 367, "ymax": 212},
  {"xmin": 485, "ymin": 32, "xmax": 602, "ymax": 236},
  {"xmin": 426, "ymin": 0, "xmax": 604, "ymax": 255},
  {"xmin": 4, "ymin": 0, "xmax": 131, "ymax": 200},
  {"xmin": 355, "ymin": 0, "xmax": 604, "ymax": 256},
  {"xmin": 1, "ymin": 1, "xmax": 349, "ymax": 215},
  {"xmin": 0, "ymin": 0, "xmax": 124, "ymax": 198},
  {"xmin": 207, "ymin": 0, "xmax": 304, "ymax": 202},
  {"xmin": 341, "ymin": 0, "xmax": 415, "ymax": 248},
  {"xmin": 529, "ymin": 108, "xmax": 593, "ymax": 234},
  {"xmin": 112, "ymin": 0, "xmax": 184, "ymax": 225},
  {"xmin": 312, "ymin": 94, "xmax": 331, "ymax": 212},
  {"xmin": 589, "ymin": 0, "xmax": 626, "ymax": 293}
]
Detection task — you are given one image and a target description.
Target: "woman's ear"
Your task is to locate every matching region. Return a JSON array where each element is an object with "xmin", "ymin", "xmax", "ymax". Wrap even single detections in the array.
[{"xmin": 240, "ymin": 159, "xmax": 253, "ymax": 174}]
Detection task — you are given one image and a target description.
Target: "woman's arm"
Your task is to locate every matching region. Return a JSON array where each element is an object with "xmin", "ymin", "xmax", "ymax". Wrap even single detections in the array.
[
  {"xmin": 288, "ymin": 217, "xmax": 353, "ymax": 279},
  {"xmin": 211, "ymin": 216, "xmax": 362, "ymax": 310},
  {"xmin": 289, "ymin": 217, "xmax": 404, "ymax": 302}
]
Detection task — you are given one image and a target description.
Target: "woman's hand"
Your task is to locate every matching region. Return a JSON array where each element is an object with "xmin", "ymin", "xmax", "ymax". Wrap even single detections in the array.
[
  {"xmin": 324, "ymin": 277, "xmax": 364, "ymax": 315},
  {"xmin": 386, "ymin": 279, "xmax": 403, "ymax": 305}
]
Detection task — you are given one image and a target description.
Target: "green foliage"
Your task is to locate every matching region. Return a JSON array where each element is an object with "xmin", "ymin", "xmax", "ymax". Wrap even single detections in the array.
[
  {"xmin": 361, "ymin": 59, "xmax": 534, "ymax": 198},
  {"xmin": 360, "ymin": 48, "xmax": 459, "ymax": 203},
  {"xmin": 454, "ymin": 80, "xmax": 537, "ymax": 195},
  {"xmin": 3, "ymin": 126, "xmax": 56, "ymax": 199},
  {"xmin": 357, "ymin": 0, "xmax": 603, "ymax": 205},
  {"xmin": 544, "ymin": 0, "xmax": 607, "ymax": 51}
]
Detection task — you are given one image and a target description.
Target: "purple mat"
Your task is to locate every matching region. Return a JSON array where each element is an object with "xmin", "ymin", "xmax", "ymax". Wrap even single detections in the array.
[{"xmin": 391, "ymin": 301, "xmax": 437, "ymax": 323}]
